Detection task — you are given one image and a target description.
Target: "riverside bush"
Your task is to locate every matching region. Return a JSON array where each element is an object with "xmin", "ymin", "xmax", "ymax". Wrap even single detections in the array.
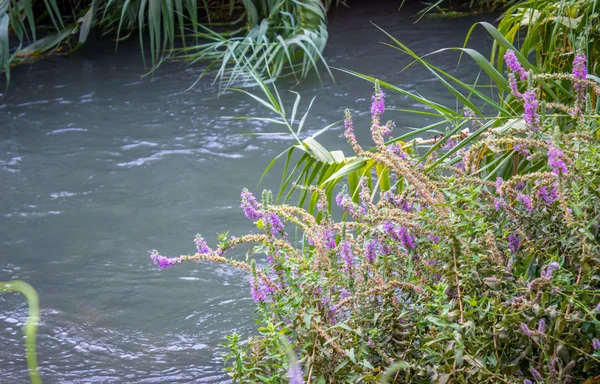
[{"xmin": 151, "ymin": 52, "xmax": 600, "ymax": 383}]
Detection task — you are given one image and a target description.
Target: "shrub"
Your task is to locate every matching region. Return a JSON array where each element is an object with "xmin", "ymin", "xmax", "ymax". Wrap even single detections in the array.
[{"xmin": 151, "ymin": 53, "xmax": 600, "ymax": 382}]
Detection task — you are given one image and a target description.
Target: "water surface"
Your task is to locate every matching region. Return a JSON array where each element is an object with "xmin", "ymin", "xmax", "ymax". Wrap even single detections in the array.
[{"xmin": 0, "ymin": 3, "xmax": 493, "ymax": 382}]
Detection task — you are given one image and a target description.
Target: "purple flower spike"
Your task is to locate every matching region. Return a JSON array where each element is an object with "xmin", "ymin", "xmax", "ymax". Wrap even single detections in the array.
[
  {"xmin": 364, "ymin": 239, "xmax": 380, "ymax": 262},
  {"xmin": 573, "ymin": 54, "xmax": 588, "ymax": 105},
  {"xmin": 340, "ymin": 241, "xmax": 354, "ymax": 271},
  {"xmin": 517, "ymin": 193, "xmax": 533, "ymax": 212},
  {"xmin": 241, "ymin": 189, "xmax": 262, "ymax": 221},
  {"xmin": 504, "ymin": 50, "xmax": 528, "ymax": 80},
  {"xmin": 371, "ymin": 84, "xmax": 385, "ymax": 119},
  {"xmin": 548, "ymin": 145, "xmax": 568, "ymax": 175},
  {"xmin": 150, "ymin": 250, "xmax": 179, "ymax": 269},
  {"xmin": 593, "ymin": 339, "xmax": 600, "ymax": 351},
  {"xmin": 194, "ymin": 234, "xmax": 211, "ymax": 254},
  {"xmin": 530, "ymin": 367, "xmax": 543, "ymax": 381},
  {"xmin": 522, "ymin": 90, "xmax": 540, "ymax": 131},
  {"xmin": 523, "ymin": 380, "xmax": 533, "ymax": 384},
  {"xmin": 323, "ymin": 228, "xmax": 336, "ymax": 249},
  {"xmin": 287, "ymin": 361, "xmax": 303, "ymax": 384},
  {"xmin": 508, "ymin": 232, "xmax": 521, "ymax": 253},
  {"xmin": 266, "ymin": 212, "xmax": 285, "ymax": 237},
  {"xmin": 537, "ymin": 318, "xmax": 546, "ymax": 335}
]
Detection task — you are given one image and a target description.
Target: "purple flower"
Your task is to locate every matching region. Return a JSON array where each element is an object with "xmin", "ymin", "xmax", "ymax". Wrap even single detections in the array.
[
  {"xmin": 508, "ymin": 232, "xmax": 521, "ymax": 253},
  {"xmin": 548, "ymin": 145, "xmax": 568, "ymax": 175},
  {"xmin": 573, "ymin": 54, "xmax": 588, "ymax": 104},
  {"xmin": 495, "ymin": 177, "xmax": 504, "ymax": 195},
  {"xmin": 340, "ymin": 240, "xmax": 354, "ymax": 271},
  {"xmin": 387, "ymin": 143, "xmax": 408, "ymax": 159},
  {"xmin": 266, "ymin": 212, "xmax": 285, "ymax": 237},
  {"xmin": 287, "ymin": 361, "xmax": 303, "ymax": 384},
  {"xmin": 530, "ymin": 367, "xmax": 543, "ymax": 381},
  {"xmin": 371, "ymin": 85, "xmax": 385, "ymax": 118},
  {"xmin": 523, "ymin": 380, "xmax": 533, "ymax": 384},
  {"xmin": 249, "ymin": 277, "xmax": 271, "ymax": 303},
  {"xmin": 523, "ymin": 90, "xmax": 540, "ymax": 130},
  {"xmin": 537, "ymin": 186, "xmax": 558, "ymax": 205},
  {"xmin": 593, "ymin": 339, "xmax": 600, "ymax": 350},
  {"xmin": 521, "ymin": 323, "xmax": 533, "ymax": 337},
  {"xmin": 194, "ymin": 234, "xmax": 211, "ymax": 254},
  {"xmin": 504, "ymin": 50, "xmax": 528, "ymax": 80},
  {"xmin": 597, "ymin": 302, "xmax": 600, "ymax": 311},
  {"xmin": 494, "ymin": 198, "xmax": 507, "ymax": 211},
  {"xmin": 514, "ymin": 144, "xmax": 531, "ymax": 157},
  {"xmin": 241, "ymin": 189, "xmax": 262, "ymax": 221},
  {"xmin": 384, "ymin": 221, "xmax": 416, "ymax": 250},
  {"xmin": 548, "ymin": 262, "xmax": 560, "ymax": 271},
  {"xmin": 428, "ymin": 234, "xmax": 441, "ymax": 244},
  {"xmin": 150, "ymin": 250, "xmax": 180, "ymax": 269},
  {"xmin": 516, "ymin": 181, "xmax": 526, "ymax": 191},
  {"xmin": 323, "ymin": 228, "xmax": 336, "ymax": 249},
  {"xmin": 364, "ymin": 239, "xmax": 380, "ymax": 262},
  {"xmin": 380, "ymin": 121, "xmax": 395, "ymax": 137},
  {"xmin": 343, "ymin": 109, "xmax": 354, "ymax": 142},
  {"xmin": 517, "ymin": 193, "xmax": 533, "ymax": 212},
  {"xmin": 537, "ymin": 318, "xmax": 546, "ymax": 335}
]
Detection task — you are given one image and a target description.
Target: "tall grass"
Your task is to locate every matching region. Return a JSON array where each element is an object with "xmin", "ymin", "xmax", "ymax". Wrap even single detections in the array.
[{"xmin": 0, "ymin": 0, "xmax": 331, "ymax": 88}]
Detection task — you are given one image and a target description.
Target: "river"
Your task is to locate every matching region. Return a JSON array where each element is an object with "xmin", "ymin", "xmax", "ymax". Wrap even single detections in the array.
[{"xmin": 0, "ymin": 2, "xmax": 493, "ymax": 382}]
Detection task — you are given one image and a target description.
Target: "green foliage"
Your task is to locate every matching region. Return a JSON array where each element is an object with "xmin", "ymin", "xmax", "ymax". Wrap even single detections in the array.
[
  {"xmin": 472, "ymin": 0, "xmax": 600, "ymax": 75},
  {"xmin": 0, "ymin": 0, "xmax": 331, "ymax": 87},
  {"xmin": 1, "ymin": 281, "xmax": 42, "ymax": 384}
]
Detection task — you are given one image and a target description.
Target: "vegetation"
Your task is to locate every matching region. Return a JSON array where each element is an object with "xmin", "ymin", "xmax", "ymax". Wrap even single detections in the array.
[
  {"xmin": 0, "ymin": 0, "xmax": 330, "ymax": 87},
  {"xmin": 151, "ymin": 44, "xmax": 600, "ymax": 381},
  {"xmin": 1, "ymin": 281, "xmax": 41, "ymax": 384}
]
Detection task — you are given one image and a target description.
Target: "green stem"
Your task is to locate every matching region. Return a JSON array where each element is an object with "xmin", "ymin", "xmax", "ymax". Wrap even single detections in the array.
[{"xmin": 0, "ymin": 280, "xmax": 42, "ymax": 384}]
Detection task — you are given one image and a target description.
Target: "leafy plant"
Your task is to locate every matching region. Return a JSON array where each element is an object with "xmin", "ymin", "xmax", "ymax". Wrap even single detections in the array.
[
  {"xmin": 150, "ymin": 52, "xmax": 600, "ymax": 382},
  {"xmin": 0, "ymin": 0, "xmax": 332, "ymax": 88}
]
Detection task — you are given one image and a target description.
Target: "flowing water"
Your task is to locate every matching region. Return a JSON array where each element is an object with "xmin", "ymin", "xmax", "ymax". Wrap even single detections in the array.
[{"xmin": 0, "ymin": 3, "xmax": 494, "ymax": 382}]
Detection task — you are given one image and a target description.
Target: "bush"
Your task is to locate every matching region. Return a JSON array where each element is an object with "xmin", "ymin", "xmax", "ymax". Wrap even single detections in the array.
[{"xmin": 151, "ymin": 52, "xmax": 600, "ymax": 383}]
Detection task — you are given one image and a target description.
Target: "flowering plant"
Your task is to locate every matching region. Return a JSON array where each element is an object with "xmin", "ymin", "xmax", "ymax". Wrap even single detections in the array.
[{"xmin": 151, "ymin": 53, "xmax": 600, "ymax": 382}]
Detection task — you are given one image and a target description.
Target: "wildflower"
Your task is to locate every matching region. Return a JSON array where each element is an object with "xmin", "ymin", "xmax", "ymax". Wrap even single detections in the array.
[
  {"xmin": 194, "ymin": 234, "xmax": 211, "ymax": 254},
  {"xmin": 573, "ymin": 53, "xmax": 588, "ymax": 105},
  {"xmin": 514, "ymin": 144, "xmax": 530, "ymax": 157},
  {"xmin": 428, "ymin": 234, "xmax": 441, "ymax": 244},
  {"xmin": 495, "ymin": 177, "xmax": 504, "ymax": 196},
  {"xmin": 343, "ymin": 109, "xmax": 354, "ymax": 142},
  {"xmin": 537, "ymin": 186, "xmax": 558, "ymax": 205},
  {"xmin": 323, "ymin": 228, "xmax": 336, "ymax": 249},
  {"xmin": 548, "ymin": 145, "xmax": 568, "ymax": 175},
  {"xmin": 265, "ymin": 212, "xmax": 285, "ymax": 237},
  {"xmin": 508, "ymin": 232, "xmax": 521, "ymax": 253},
  {"xmin": 521, "ymin": 323, "xmax": 533, "ymax": 337},
  {"xmin": 364, "ymin": 239, "xmax": 380, "ymax": 262},
  {"xmin": 340, "ymin": 240, "xmax": 354, "ymax": 271},
  {"xmin": 367, "ymin": 338, "xmax": 375, "ymax": 348},
  {"xmin": 287, "ymin": 361, "xmax": 303, "ymax": 384},
  {"xmin": 517, "ymin": 193, "xmax": 533, "ymax": 212},
  {"xmin": 516, "ymin": 181, "xmax": 526, "ymax": 191},
  {"xmin": 249, "ymin": 277, "xmax": 270, "ymax": 303},
  {"xmin": 371, "ymin": 83, "xmax": 385, "ymax": 118},
  {"xmin": 504, "ymin": 50, "xmax": 528, "ymax": 80},
  {"xmin": 387, "ymin": 142, "xmax": 408, "ymax": 159},
  {"xmin": 523, "ymin": 380, "xmax": 533, "ymax": 384},
  {"xmin": 548, "ymin": 262, "xmax": 560, "ymax": 271},
  {"xmin": 530, "ymin": 366, "xmax": 543, "ymax": 381},
  {"xmin": 241, "ymin": 189, "xmax": 262, "ymax": 220},
  {"xmin": 494, "ymin": 198, "xmax": 507, "ymax": 211},
  {"xmin": 444, "ymin": 138, "xmax": 457, "ymax": 150},
  {"xmin": 522, "ymin": 90, "xmax": 540, "ymax": 130},
  {"xmin": 537, "ymin": 319, "xmax": 546, "ymax": 336},
  {"xmin": 380, "ymin": 121, "xmax": 395, "ymax": 137},
  {"xmin": 592, "ymin": 338, "xmax": 600, "ymax": 350},
  {"xmin": 149, "ymin": 250, "xmax": 180, "ymax": 269}
]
